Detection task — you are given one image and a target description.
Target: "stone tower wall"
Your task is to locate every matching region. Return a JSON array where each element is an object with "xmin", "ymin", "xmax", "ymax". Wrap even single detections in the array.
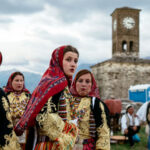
[{"xmin": 111, "ymin": 7, "xmax": 140, "ymax": 58}]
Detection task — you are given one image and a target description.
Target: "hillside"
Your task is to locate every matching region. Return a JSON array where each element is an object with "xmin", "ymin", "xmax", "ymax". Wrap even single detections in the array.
[
  {"xmin": 0, "ymin": 64, "xmax": 92, "ymax": 93},
  {"xmin": 0, "ymin": 69, "xmax": 42, "ymax": 93}
]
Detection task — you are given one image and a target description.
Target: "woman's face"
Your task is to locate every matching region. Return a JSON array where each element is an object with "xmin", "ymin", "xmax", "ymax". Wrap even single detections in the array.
[
  {"xmin": 12, "ymin": 75, "xmax": 24, "ymax": 92},
  {"xmin": 76, "ymin": 73, "xmax": 92, "ymax": 97},
  {"xmin": 63, "ymin": 51, "xmax": 78, "ymax": 77}
]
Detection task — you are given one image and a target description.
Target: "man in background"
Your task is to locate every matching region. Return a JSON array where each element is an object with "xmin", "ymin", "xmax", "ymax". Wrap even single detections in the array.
[{"xmin": 121, "ymin": 104, "xmax": 140, "ymax": 146}]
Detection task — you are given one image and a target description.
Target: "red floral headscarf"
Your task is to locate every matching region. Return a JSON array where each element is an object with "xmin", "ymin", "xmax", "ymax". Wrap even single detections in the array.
[
  {"xmin": 15, "ymin": 45, "xmax": 72, "ymax": 135},
  {"xmin": 4, "ymin": 72, "xmax": 30, "ymax": 94},
  {"xmin": 0, "ymin": 51, "xmax": 2, "ymax": 66},
  {"xmin": 70, "ymin": 69, "xmax": 100, "ymax": 99}
]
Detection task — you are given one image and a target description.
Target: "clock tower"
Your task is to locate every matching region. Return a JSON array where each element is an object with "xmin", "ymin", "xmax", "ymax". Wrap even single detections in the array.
[{"xmin": 111, "ymin": 7, "xmax": 141, "ymax": 58}]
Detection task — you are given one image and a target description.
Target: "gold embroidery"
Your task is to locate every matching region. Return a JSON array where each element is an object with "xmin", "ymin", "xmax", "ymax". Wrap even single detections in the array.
[
  {"xmin": 76, "ymin": 97, "xmax": 91, "ymax": 139},
  {"xmin": 36, "ymin": 97, "xmax": 65, "ymax": 140},
  {"xmin": 1, "ymin": 97, "xmax": 21, "ymax": 150},
  {"xmin": 7, "ymin": 92, "xmax": 29, "ymax": 122},
  {"xmin": 2, "ymin": 97, "xmax": 9, "ymax": 111},
  {"xmin": 96, "ymin": 102, "xmax": 110, "ymax": 150},
  {"xmin": 0, "ymin": 131, "xmax": 21, "ymax": 150},
  {"xmin": 36, "ymin": 87, "xmax": 78, "ymax": 149},
  {"xmin": 2, "ymin": 97, "xmax": 13, "ymax": 129},
  {"xmin": 63, "ymin": 87, "xmax": 73, "ymax": 121}
]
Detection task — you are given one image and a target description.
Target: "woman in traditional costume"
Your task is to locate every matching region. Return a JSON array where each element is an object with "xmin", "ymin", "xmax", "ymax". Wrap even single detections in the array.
[
  {"xmin": 0, "ymin": 52, "xmax": 21, "ymax": 150},
  {"xmin": 4, "ymin": 71, "xmax": 31, "ymax": 150},
  {"xmin": 70, "ymin": 69, "xmax": 110, "ymax": 150},
  {"xmin": 15, "ymin": 45, "xmax": 79, "ymax": 150}
]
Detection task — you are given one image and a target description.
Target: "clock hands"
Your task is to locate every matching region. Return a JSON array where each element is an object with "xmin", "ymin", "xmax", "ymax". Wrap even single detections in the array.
[
  {"xmin": 127, "ymin": 22, "xmax": 135, "ymax": 25},
  {"xmin": 123, "ymin": 17, "xmax": 135, "ymax": 29}
]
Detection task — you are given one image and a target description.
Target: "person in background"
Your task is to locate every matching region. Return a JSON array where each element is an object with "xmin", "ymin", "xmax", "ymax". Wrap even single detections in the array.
[
  {"xmin": 121, "ymin": 104, "xmax": 140, "ymax": 146},
  {"xmin": 4, "ymin": 71, "xmax": 31, "ymax": 150},
  {"xmin": 70, "ymin": 69, "xmax": 110, "ymax": 150},
  {"xmin": 15, "ymin": 45, "xmax": 79, "ymax": 150},
  {"xmin": 0, "ymin": 52, "xmax": 21, "ymax": 149},
  {"xmin": 136, "ymin": 101, "xmax": 150, "ymax": 149}
]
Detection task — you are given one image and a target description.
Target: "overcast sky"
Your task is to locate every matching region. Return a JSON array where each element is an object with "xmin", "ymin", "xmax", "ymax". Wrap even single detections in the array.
[{"xmin": 0, "ymin": 0, "xmax": 150, "ymax": 74}]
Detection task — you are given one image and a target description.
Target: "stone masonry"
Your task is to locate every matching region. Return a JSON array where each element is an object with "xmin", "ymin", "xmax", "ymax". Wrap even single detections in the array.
[{"xmin": 91, "ymin": 57, "xmax": 150, "ymax": 101}]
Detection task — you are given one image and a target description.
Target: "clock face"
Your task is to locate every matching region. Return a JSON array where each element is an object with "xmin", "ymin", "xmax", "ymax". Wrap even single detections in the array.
[
  {"xmin": 113, "ymin": 19, "xmax": 117, "ymax": 31},
  {"xmin": 123, "ymin": 17, "xmax": 135, "ymax": 29}
]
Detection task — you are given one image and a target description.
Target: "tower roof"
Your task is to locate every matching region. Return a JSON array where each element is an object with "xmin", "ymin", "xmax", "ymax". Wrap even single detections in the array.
[{"xmin": 111, "ymin": 7, "xmax": 141, "ymax": 16}]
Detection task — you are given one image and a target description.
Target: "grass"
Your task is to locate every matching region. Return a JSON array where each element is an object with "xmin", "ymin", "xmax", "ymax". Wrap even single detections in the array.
[{"xmin": 111, "ymin": 126, "xmax": 148, "ymax": 150}]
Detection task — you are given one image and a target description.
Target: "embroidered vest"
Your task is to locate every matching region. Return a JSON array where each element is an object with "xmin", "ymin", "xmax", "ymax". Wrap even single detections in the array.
[{"xmin": 125, "ymin": 114, "xmax": 135, "ymax": 127}]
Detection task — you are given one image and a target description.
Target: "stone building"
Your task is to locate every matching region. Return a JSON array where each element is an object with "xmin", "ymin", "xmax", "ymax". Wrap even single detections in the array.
[{"xmin": 91, "ymin": 7, "xmax": 150, "ymax": 100}]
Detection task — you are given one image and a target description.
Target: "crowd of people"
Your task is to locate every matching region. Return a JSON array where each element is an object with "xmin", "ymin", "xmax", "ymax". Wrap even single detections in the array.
[{"xmin": 0, "ymin": 45, "xmax": 150, "ymax": 150}]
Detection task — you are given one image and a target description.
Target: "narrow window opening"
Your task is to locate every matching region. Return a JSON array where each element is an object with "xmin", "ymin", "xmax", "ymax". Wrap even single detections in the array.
[
  {"xmin": 130, "ymin": 41, "xmax": 133, "ymax": 52},
  {"xmin": 122, "ymin": 41, "xmax": 127, "ymax": 51}
]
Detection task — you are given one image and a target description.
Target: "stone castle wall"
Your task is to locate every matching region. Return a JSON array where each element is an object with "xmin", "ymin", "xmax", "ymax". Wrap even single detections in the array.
[{"xmin": 91, "ymin": 59, "xmax": 150, "ymax": 100}]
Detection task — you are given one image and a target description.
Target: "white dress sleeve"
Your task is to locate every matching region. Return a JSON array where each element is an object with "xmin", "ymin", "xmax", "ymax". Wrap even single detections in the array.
[{"xmin": 136, "ymin": 102, "xmax": 149, "ymax": 123}]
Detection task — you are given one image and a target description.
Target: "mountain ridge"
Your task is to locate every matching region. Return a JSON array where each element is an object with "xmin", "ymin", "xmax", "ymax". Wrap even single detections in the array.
[{"xmin": 0, "ymin": 63, "xmax": 92, "ymax": 93}]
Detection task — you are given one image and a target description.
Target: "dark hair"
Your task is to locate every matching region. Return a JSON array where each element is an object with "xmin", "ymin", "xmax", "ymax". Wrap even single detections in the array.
[
  {"xmin": 11, "ymin": 71, "xmax": 24, "ymax": 81},
  {"xmin": 63, "ymin": 45, "xmax": 79, "ymax": 57},
  {"xmin": 75, "ymin": 69, "xmax": 92, "ymax": 84}
]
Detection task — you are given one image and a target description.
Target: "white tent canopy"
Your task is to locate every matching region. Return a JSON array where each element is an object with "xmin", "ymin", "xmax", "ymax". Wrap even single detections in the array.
[{"xmin": 129, "ymin": 84, "xmax": 150, "ymax": 91}]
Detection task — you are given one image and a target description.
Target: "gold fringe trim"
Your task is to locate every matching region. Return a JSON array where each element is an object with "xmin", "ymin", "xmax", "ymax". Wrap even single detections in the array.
[
  {"xmin": 96, "ymin": 102, "xmax": 110, "ymax": 150},
  {"xmin": 2, "ymin": 97, "xmax": 13, "ymax": 129},
  {"xmin": 0, "ymin": 131, "xmax": 21, "ymax": 150}
]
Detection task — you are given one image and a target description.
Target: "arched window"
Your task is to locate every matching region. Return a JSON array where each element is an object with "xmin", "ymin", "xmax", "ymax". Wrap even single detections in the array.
[
  {"xmin": 130, "ymin": 41, "xmax": 133, "ymax": 52},
  {"xmin": 122, "ymin": 41, "xmax": 127, "ymax": 51}
]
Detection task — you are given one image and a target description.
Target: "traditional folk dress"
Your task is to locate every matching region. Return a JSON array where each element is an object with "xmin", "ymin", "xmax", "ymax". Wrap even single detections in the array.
[
  {"xmin": 4, "ymin": 72, "xmax": 31, "ymax": 149},
  {"xmin": 35, "ymin": 87, "xmax": 78, "ymax": 150},
  {"xmin": 0, "ymin": 88, "xmax": 21, "ymax": 150},
  {"xmin": 70, "ymin": 73, "xmax": 110, "ymax": 150},
  {"xmin": 14, "ymin": 46, "xmax": 78, "ymax": 150}
]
